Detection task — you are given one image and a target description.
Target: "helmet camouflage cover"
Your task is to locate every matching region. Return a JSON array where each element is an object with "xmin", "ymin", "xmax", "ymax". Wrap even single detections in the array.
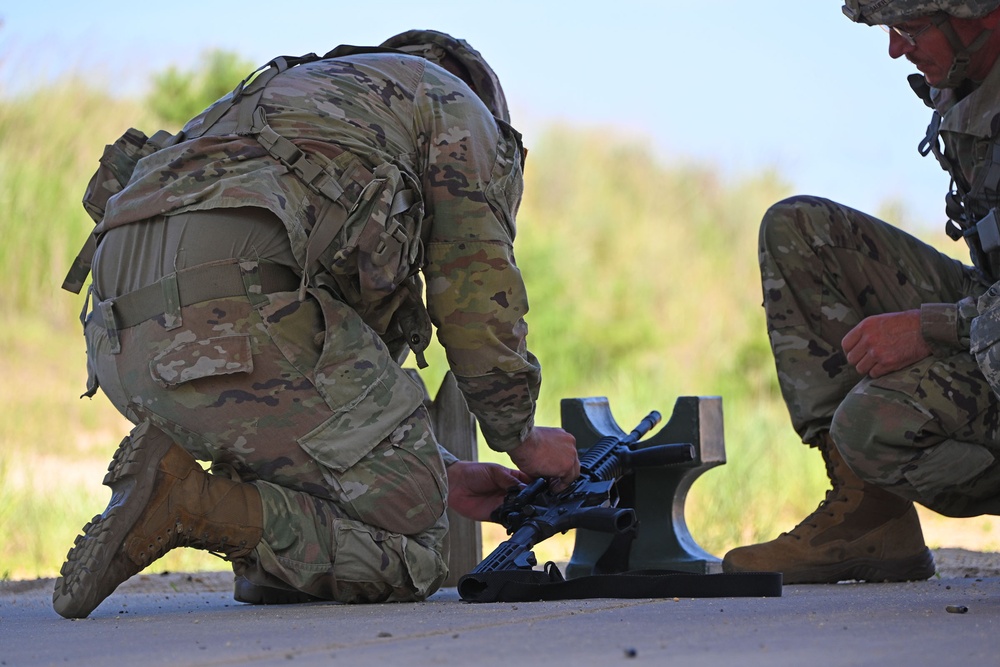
[
  {"xmin": 379, "ymin": 29, "xmax": 510, "ymax": 123},
  {"xmin": 843, "ymin": 0, "xmax": 1000, "ymax": 24}
]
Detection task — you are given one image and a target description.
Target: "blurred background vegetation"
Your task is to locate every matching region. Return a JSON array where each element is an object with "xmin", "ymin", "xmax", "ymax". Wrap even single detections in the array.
[{"xmin": 0, "ymin": 50, "xmax": 995, "ymax": 581}]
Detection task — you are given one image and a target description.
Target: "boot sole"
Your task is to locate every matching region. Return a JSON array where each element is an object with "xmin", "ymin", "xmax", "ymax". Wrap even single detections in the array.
[
  {"xmin": 52, "ymin": 426, "xmax": 177, "ymax": 618},
  {"xmin": 780, "ymin": 548, "xmax": 937, "ymax": 585}
]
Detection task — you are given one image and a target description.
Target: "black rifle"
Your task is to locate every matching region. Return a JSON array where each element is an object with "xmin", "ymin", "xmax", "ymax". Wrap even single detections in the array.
[{"xmin": 458, "ymin": 410, "xmax": 695, "ymax": 601}]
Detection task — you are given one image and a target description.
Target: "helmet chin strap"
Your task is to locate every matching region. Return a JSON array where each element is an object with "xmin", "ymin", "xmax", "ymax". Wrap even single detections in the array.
[{"xmin": 933, "ymin": 11, "xmax": 995, "ymax": 87}]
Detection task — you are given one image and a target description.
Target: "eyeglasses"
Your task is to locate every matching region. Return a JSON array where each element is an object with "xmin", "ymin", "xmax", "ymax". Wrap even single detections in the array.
[{"xmin": 880, "ymin": 22, "xmax": 933, "ymax": 46}]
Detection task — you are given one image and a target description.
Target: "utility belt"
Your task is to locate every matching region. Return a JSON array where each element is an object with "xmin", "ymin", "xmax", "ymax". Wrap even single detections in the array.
[{"xmin": 83, "ymin": 258, "xmax": 299, "ymax": 354}]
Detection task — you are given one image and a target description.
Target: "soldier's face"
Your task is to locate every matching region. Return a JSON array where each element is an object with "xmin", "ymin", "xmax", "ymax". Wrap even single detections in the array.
[
  {"xmin": 887, "ymin": 17, "xmax": 953, "ymax": 86},
  {"xmin": 887, "ymin": 13, "xmax": 1000, "ymax": 87}
]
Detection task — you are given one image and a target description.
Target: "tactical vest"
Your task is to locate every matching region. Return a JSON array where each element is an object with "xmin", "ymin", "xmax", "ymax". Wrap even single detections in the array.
[
  {"xmin": 913, "ymin": 73, "xmax": 1000, "ymax": 282},
  {"xmin": 912, "ymin": 72, "xmax": 1000, "ymax": 399},
  {"xmin": 67, "ymin": 47, "xmax": 443, "ymax": 367}
]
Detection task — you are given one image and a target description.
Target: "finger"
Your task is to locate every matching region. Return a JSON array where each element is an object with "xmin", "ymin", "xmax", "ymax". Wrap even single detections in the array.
[
  {"xmin": 858, "ymin": 350, "xmax": 880, "ymax": 376},
  {"xmin": 842, "ymin": 325, "xmax": 862, "ymax": 350},
  {"xmin": 489, "ymin": 462, "xmax": 528, "ymax": 482},
  {"xmin": 550, "ymin": 470, "xmax": 574, "ymax": 492},
  {"xmin": 870, "ymin": 355, "xmax": 903, "ymax": 378},
  {"xmin": 509, "ymin": 469, "xmax": 533, "ymax": 484},
  {"xmin": 553, "ymin": 468, "xmax": 579, "ymax": 493},
  {"xmin": 495, "ymin": 469, "xmax": 528, "ymax": 489},
  {"xmin": 855, "ymin": 356, "xmax": 871, "ymax": 376}
]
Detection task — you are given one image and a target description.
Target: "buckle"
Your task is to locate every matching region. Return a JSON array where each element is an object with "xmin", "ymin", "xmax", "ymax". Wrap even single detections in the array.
[{"xmin": 371, "ymin": 221, "xmax": 408, "ymax": 266}]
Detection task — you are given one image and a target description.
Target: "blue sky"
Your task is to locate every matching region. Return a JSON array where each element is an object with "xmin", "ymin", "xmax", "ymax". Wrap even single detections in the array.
[{"xmin": 0, "ymin": 1, "xmax": 957, "ymax": 234}]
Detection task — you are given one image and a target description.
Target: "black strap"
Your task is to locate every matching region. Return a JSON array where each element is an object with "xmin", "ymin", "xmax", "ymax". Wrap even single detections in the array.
[
  {"xmin": 457, "ymin": 563, "xmax": 782, "ymax": 603},
  {"xmin": 592, "ymin": 528, "xmax": 635, "ymax": 574}
]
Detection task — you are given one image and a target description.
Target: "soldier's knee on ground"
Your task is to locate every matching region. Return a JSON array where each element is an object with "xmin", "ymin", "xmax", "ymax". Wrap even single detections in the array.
[
  {"xmin": 251, "ymin": 509, "xmax": 448, "ymax": 603},
  {"xmin": 248, "ymin": 478, "xmax": 448, "ymax": 603}
]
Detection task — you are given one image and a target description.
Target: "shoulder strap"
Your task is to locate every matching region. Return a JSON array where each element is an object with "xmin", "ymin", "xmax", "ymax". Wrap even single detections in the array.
[
  {"xmin": 321, "ymin": 44, "xmax": 404, "ymax": 60},
  {"xmin": 190, "ymin": 53, "xmax": 323, "ymax": 140}
]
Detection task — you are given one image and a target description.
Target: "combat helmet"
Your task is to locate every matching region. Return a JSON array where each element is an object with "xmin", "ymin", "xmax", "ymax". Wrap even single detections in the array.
[
  {"xmin": 843, "ymin": 0, "xmax": 1000, "ymax": 86},
  {"xmin": 842, "ymin": 0, "xmax": 1000, "ymax": 24},
  {"xmin": 379, "ymin": 30, "xmax": 510, "ymax": 123}
]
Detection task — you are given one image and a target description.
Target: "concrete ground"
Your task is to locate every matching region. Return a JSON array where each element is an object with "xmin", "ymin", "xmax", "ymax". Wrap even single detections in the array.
[{"xmin": 1, "ymin": 549, "xmax": 998, "ymax": 667}]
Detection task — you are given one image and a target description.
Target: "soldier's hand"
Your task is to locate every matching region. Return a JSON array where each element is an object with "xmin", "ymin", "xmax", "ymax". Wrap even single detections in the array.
[
  {"xmin": 843, "ymin": 310, "xmax": 932, "ymax": 378},
  {"xmin": 507, "ymin": 426, "xmax": 580, "ymax": 492},
  {"xmin": 446, "ymin": 461, "xmax": 531, "ymax": 521}
]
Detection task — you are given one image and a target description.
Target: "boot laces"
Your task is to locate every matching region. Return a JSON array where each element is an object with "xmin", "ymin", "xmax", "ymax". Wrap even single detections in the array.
[
  {"xmin": 782, "ymin": 442, "xmax": 850, "ymax": 540},
  {"xmin": 137, "ymin": 517, "xmax": 239, "ymax": 564},
  {"xmin": 136, "ymin": 521, "xmax": 181, "ymax": 566},
  {"xmin": 782, "ymin": 488, "xmax": 848, "ymax": 540}
]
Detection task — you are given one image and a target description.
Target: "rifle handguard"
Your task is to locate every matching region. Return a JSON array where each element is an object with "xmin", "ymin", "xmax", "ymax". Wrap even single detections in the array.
[{"xmin": 618, "ymin": 443, "xmax": 695, "ymax": 469}]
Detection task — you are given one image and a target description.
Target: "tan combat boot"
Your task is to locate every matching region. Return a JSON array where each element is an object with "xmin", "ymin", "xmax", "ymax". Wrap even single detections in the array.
[
  {"xmin": 722, "ymin": 434, "xmax": 936, "ymax": 584},
  {"xmin": 53, "ymin": 421, "xmax": 264, "ymax": 618}
]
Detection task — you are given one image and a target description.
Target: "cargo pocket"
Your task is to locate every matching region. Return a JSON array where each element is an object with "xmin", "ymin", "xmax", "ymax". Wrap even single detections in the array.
[
  {"xmin": 299, "ymin": 408, "xmax": 446, "ymax": 535},
  {"xmin": 971, "ymin": 282, "xmax": 1000, "ymax": 399},
  {"xmin": 149, "ymin": 334, "xmax": 253, "ymax": 388},
  {"xmin": 295, "ymin": 287, "xmax": 425, "ymax": 471}
]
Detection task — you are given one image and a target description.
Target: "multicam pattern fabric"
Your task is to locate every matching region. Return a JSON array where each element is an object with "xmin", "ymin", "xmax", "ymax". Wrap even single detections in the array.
[
  {"xmin": 919, "ymin": 59, "xmax": 1000, "ymax": 278},
  {"xmin": 922, "ymin": 56, "xmax": 1000, "ymax": 402},
  {"xmin": 762, "ymin": 45, "xmax": 1000, "ymax": 517},
  {"xmin": 62, "ymin": 128, "xmax": 161, "ymax": 294},
  {"xmin": 82, "ymin": 52, "xmax": 538, "ymax": 600},
  {"xmin": 842, "ymin": 0, "xmax": 1000, "ymax": 24},
  {"xmin": 378, "ymin": 29, "xmax": 510, "ymax": 123},
  {"xmin": 760, "ymin": 196, "xmax": 1000, "ymax": 516},
  {"xmin": 99, "ymin": 53, "xmax": 538, "ymax": 453},
  {"xmin": 86, "ymin": 266, "xmax": 449, "ymax": 600}
]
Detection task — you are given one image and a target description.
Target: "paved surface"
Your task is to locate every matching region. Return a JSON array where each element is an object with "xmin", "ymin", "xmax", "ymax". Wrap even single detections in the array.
[{"xmin": 1, "ymin": 553, "xmax": 999, "ymax": 667}]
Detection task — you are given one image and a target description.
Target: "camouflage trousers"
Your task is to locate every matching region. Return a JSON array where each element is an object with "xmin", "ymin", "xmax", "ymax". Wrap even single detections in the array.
[
  {"xmin": 760, "ymin": 195, "xmax": 1000, "ymax": 517},
  {"xmin": 84, "ymin": 259, "xmax": 449, "ymax": 601}
]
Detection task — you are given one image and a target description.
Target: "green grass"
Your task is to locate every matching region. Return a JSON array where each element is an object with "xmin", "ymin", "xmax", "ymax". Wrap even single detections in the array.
[
  {"xmin": 0, "ymin": 462, "xmax": 232, "ymax": 581},
  {"xmin": 0, "ymin": 316, "xmax": 233, "ymax": 580},
  {"xmin": 0, "ymin": 84, "xmax": 149, "ymax": 323}
]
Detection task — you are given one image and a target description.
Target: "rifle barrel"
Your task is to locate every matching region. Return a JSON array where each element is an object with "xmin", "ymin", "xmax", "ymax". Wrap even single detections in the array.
[{"xmin": 623, "ymin": 410, "xmax": 661, "ymax": 445}]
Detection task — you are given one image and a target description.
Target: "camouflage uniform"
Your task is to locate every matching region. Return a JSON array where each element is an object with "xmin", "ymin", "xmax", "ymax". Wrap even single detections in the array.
[
  {"xmin": 80, "ymin": 52, "xmax": 537, "ymax": 601},
  {"xmin": 762, "ymin": 53, "xmax": 1000, "ymax": 517}
]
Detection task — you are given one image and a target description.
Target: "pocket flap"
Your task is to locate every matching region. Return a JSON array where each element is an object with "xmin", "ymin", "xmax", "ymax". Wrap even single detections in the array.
[
  {"xmin": 150, "ymin": 335, "xmax": 253, "ymax": 388},
  {"xmin": 297, "ymin": 367, "xmax": 425, "ymax": 473}
]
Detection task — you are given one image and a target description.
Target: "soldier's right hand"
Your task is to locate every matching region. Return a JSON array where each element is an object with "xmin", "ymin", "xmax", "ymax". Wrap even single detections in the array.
[
  {"xmin": 507, "ymin": 426, "xmax": 580, "ymax": 492},
  {"xmin": 842, "ymin": 310, "xmax": 931, "ymax": 378}
]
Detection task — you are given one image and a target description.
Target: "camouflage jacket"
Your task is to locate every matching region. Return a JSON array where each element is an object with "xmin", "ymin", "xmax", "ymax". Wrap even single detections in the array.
[
  {"xmin": 99, "ymin": 53, "xmax": 539, "ymax": 452},
  {"xmin": 916, "ymin": 58, "xmax": 1000, "ymax": 353}
]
